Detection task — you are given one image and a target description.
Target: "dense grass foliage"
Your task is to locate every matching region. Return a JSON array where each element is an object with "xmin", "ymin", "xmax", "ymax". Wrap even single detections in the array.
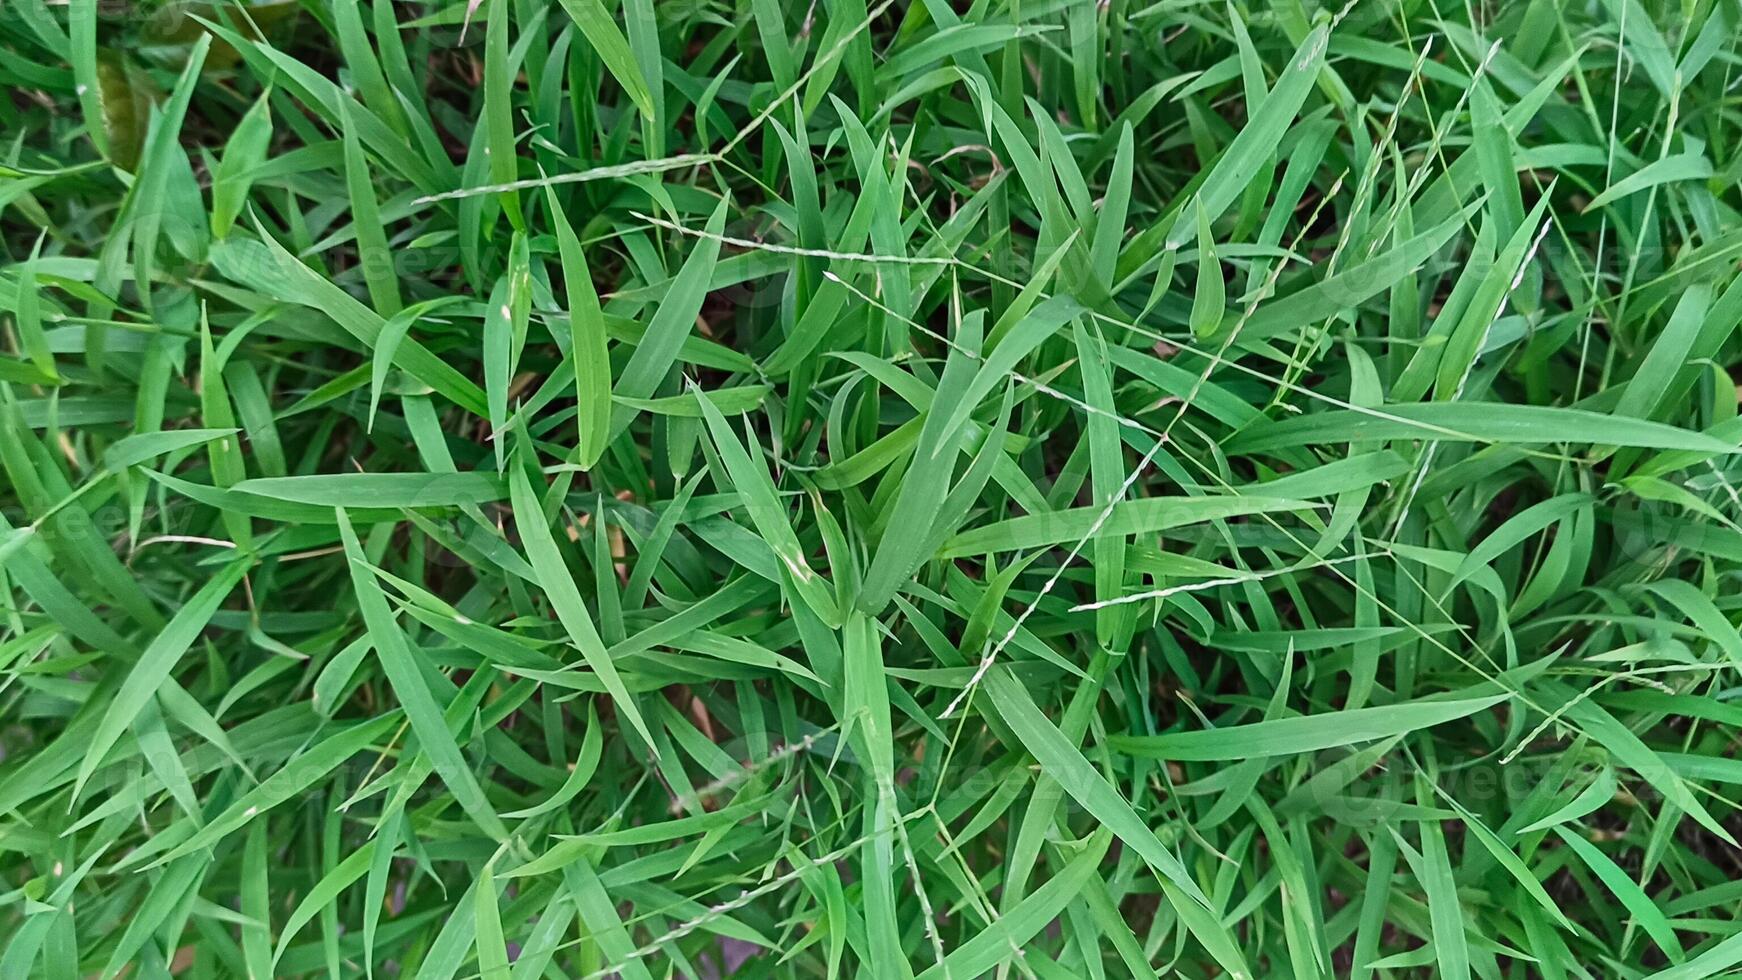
[{"xmin": 5, "ymin": 0, "xmax": 1742, "ymax": 975}]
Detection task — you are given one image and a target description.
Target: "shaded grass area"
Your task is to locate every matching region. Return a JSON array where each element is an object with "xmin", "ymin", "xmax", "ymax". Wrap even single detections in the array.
[{"xmin": 4, "ymin": 0, "xmax": 1742, "ymax": 976}]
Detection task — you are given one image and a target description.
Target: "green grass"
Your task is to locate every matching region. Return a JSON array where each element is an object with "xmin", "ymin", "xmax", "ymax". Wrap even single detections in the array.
[{"xmin": 4, "ymin": 0, "xmax": 1742, "ymax": 976}]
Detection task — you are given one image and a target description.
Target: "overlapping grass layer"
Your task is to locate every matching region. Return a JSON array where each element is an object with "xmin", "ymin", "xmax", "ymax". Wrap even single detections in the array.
[{"xmin": 4, "ymin": 0, "xmax": 1742, "ymax": 976}]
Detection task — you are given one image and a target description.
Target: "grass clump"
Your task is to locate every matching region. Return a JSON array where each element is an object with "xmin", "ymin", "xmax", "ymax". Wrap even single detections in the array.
[{"xmin": 5, "ymin": 0, "xmax": 1742, "ymax": 976}]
